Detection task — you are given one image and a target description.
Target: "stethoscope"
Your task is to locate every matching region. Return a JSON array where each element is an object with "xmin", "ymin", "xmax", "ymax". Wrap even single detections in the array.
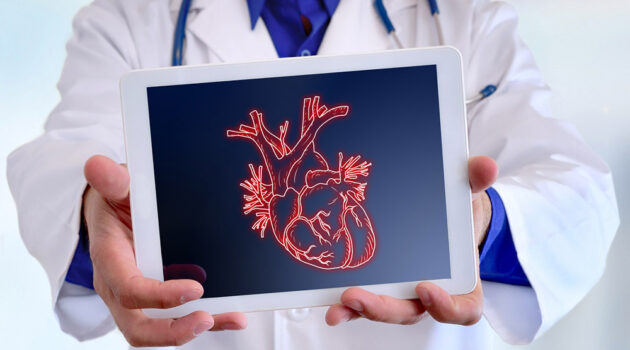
[{"xmin": 172, "ymin": 0, "xmax": 497, "ymax": 105}]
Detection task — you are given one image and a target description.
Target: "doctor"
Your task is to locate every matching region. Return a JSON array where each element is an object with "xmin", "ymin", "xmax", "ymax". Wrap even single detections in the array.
[{"xmin": 7, "ymin": 0, "xmax": 619, "ymax": 349}]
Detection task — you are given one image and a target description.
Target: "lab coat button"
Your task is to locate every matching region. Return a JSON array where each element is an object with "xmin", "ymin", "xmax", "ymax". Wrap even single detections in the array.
[{"xmin": 288, "ymin": 308, "xmax": 310, "ymax": 321}]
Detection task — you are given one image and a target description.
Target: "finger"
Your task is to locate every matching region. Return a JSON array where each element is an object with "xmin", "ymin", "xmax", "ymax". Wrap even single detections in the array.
[
  {"xmin": 114, "ymin": 276, "xmax": 205, "ymax": 309},
  {"xmin": 468, "ymin": 156, "xmax": 498, "ymax": 194},
  {"xmin": 88, "ymin": 211, "xmax": 204, "ymax": 310},
  {"xmin": 118, "ymin": 309, "xmax": 213, "ymax": 347},
  {"xmin": 325, "ymin": 304, "xmax": 361, "ymax": 326},
  {"xmin": 98, "ymin": 279, "xmax": 214, "ymax": 347},
  {"xmin": 84, "ymin": 155, "xmax": 130, "ymax": 201},
  {"xmin": 415, "ymin": 282, "xmax": 483, "ymax": 326},
  {"xmin": 339, "ymin": 287, "xmax": 426, "ymax": 325},
  {"xmin": 209, "ymin": 312, "xmax": 248, "ymax": 331},
  {"xmin": 103, "ymin": 245, "xmax": 202, "ymax": 309},
  {"xmin": 93, "ymin": 226, "xmax": 200, "ymax": 309}
]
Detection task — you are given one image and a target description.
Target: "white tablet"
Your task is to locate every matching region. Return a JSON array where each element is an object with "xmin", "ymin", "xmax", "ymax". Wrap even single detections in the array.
[{"xmin": 121, "ymin": 47, "xmax": 476, "ymax": 318}]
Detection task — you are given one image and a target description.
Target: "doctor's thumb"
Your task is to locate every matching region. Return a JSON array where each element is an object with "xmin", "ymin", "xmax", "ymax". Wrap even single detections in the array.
[
  {"xmin": 84, "ymin": 155, "xmax": 130, "ymax": 201},
  {"xmin": 468, "ymin": 156, "xmax": 498, "ymax": 194}
]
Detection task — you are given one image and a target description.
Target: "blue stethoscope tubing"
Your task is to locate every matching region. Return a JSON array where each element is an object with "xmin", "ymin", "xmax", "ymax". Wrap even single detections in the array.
[
  {"xmin": 375, "ymin": 0, "xmax": 496, "ymax": 104},
  {"xmin": 172, "ymin": 0, "xmax": 496, "ymax": 104},
  {"xmin": 172, "ymin": 0, "xmax": 192, "ymax": 66},
  {"xmin": 375, "ymin": 0, "xmax": 444, "ymax": 49}
]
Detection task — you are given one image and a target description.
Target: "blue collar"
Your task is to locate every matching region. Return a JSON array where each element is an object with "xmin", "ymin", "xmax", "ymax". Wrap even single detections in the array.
[{"xmin": 247, "ymin": 0, "xmax": 340, "ymax": 30}]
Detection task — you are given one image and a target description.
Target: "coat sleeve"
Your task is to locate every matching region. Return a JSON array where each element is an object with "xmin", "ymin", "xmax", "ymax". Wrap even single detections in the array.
[
  {"xmin": 6, "ymin": 0, "xmax": 138, "ymax": 340},
  {"xmin": 463, "ymin": 0, "xmax": 620, "ymax": 344}
]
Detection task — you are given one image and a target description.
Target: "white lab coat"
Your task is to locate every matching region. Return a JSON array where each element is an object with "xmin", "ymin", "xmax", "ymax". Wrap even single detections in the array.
[{"xmin": 7, "ymin": 0, "xmax": 619, "ymax": 349}]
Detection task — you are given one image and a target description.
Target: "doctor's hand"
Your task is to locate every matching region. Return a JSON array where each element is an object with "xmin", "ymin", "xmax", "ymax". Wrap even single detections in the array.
[
  {"xmin": 83, "ymin": 155, "xmax": 247, "ymax": 347},
  {"xmin": 325, "ymin": 156, "xmax": 498, "ymax": 327}
]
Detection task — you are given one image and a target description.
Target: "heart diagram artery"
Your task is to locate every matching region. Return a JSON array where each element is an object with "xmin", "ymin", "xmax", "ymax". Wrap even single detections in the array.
[{"xmin": 227, "ymin": 96, "xmax": 376, "ymax": 270}]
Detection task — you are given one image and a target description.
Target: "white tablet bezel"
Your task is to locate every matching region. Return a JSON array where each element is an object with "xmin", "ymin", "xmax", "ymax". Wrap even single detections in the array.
[{"xmin": 121, "ymin": 47, "xmax": 476, "ymax": 318}]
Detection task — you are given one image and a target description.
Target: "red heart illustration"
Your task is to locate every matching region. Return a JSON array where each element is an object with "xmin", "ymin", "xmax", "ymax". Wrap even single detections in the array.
[{"xmin": 227, "ymin": 96, "xmax": 376, "ymax": 269}]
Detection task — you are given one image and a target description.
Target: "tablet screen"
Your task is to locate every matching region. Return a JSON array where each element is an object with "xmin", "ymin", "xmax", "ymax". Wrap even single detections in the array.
[{"xmin": 146, "ymin": 65, "xmax": 450, "ymax": 298}]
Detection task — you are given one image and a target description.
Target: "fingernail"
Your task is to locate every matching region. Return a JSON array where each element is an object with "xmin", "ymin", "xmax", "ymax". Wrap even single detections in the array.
[
  {"xmin": 193, "ymin": 322, "xmax": 213, "ymax": 336},
  {"xmin": 181, "ymin": 288, "xmax": 202, "ymax": 304},
  {"xmin": 340, "ymin": 313, "xmax": 352, "ymax": 323},
  {"xmin": 418, "ymin": 288, "xmax": 432, "ymax": 307},
  {"xmin": 221, "ymin": 322, "xmax": 241, "ymax": 330},
  {"xmin": 345, "ymin": 300, "xmax": 363, "ymax": 312}
]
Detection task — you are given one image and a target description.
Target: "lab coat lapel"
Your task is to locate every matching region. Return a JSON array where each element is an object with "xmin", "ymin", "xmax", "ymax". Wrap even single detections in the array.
[
  {"xmin": 318, "ymin": 0, "xmax": 390, "ymax": 55},
  {"xmin": 174, "ymin": 0, "xmax": 278, "ymax": 62},
  {"xmin": 318, "ymin": 0, "xmax": 415, "ymax": 55},
  {"xmin": 169, "ymin": 0, "xmax": 416, "ymax": 60}
]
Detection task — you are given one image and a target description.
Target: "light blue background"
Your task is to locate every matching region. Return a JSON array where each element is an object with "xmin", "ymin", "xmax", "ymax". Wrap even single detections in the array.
[{"xmin": 1, "ymin": 1, "xmax": 628, "ymax": 349}]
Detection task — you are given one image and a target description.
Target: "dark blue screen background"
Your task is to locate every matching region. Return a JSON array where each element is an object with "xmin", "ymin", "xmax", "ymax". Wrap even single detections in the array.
[{"xmin": 147, "ymin": 65, "xmax": 450, "ymax": 298}]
